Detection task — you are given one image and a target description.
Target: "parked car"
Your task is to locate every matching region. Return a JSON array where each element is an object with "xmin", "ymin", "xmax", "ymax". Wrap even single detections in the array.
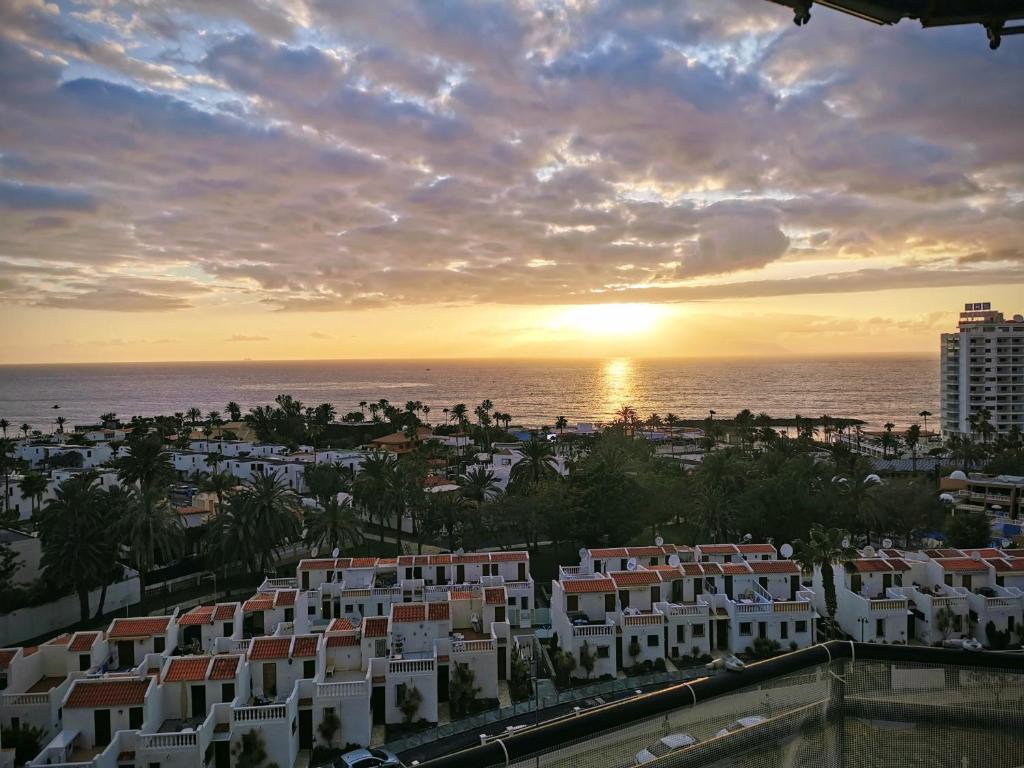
[
  {"xmin": 635, "ymin": 733, "xmax": 698, "ymax": 764},
  {"xmin": 336, "ymin": 747, "xmax": 402, "ymax": 768},
  {"xmin": 723, "ymin": 655, "xmax": 746, "ymax": 672},
  {"xmin": 715, "ymin": 715, "xmax": 767, "ymax": 738}
]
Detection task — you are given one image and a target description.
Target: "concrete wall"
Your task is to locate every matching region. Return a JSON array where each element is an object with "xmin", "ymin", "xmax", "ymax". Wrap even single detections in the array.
[{"xmin": 0, "ymin": 577, "xmax": 140, "ymax": 646}]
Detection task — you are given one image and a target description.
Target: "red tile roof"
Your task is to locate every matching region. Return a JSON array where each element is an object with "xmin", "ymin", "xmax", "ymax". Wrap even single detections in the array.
[
  {"xmin": 988, "ymin": 557, "xmax": 1024, "ymax": 573},
  {"xmin": 178, "ymin": 606, "xmax": 215, "ymax": 626},
  {"xmin": 847, "ymin": 559, "xmax": 909, "ymax": 573},
  {"xmin": 327, "ymin": 635, "xmax": 359, "ymax": 647},
  {"xmin": 242, "ymin": 594, "xmax": 274, "ymax": 613},
  {"xmin": 165, "ymin": 657, "xmax": 211, "ymax": 683},
  {"xmin": 428, "ymin": 554, "xmax": 453, "ymax": 565},
  {"xmin": 563, "ymin": 577, "xmax": 615, "ymax": 594},
  {"xmin": 68, "ymin": 632, "xmax": 100, "ymax": 652},
  {"xmin": 392, "ymin": 604, "xmax": 427, "ymax": 623},
  {"xmin": 249, "ymin": 637, "xmax": 291, "ymax": 661},
  {"xmin": 698, "ymin": 544, "xmax": 739, "ymax": 555},
  {"xmin": 749, "ymin": 560, "xmax": 800, "ymax": 575},
  {"xmin": 363, "ymin": 617, "xmax": 388, "ymax": 638},
  {"xmin": 738, "ymin": 544, "xmax": 777, "ymax": 555},
  {"xmin": 484, "ymin": 587, "xmax": 506, "ymax": 606},
  {"xmin": 452, "ymin": 553, "xmax": 489, "ymax": 564},
  {"xmin": 626, "ymin": 546, "xmax": 670, "ymax": 557},
  {"xmin": 274, "ymin": 590, "xmax": 297, "ymax": 608},
  {"xmin": 47, "ymin": 633, "xmax": 72, "ymax": 646},
  {"xmin": 681, "ymin": 562, "xmax": 723, "ymax": 577},
  {"xmin": 961, "ymin": 548, "xmax": 1003, "ymax": 559},
  {"xmin": 610, "ymin": 571, "xmax": 662, "ymax": 587},
  {"xmin": 292, "ymin": 636, "xmax": 319, "ymax": 658},
  {"xmin": 935, "ymin": 557, "xmax": 989, "ymax": 573},
  {"xmin": 214, "ymin": 604, "xmax": 238, "ymax": 621},
  {"xmin": 329, "ymin": 618, "xmax": 356, "ymax": 632},
  {"xmin": 924, "ymin": 548, "xmax": 963, "ymax": 559},
  {"xmin": 648, "ymin": 565, "xmax": 682, "ymax": 575},
  {"xmin": 721, "ymin": 563, "xmax": 752, "ymax": 575},
  {"xmin": 450, "ymin": 590, "xmax": 474, "ymax": 601},
  {"xmin": 209, "ymin": 656, "xmax": 240, "ymax": 681},
  {"xmin": 588, "ymin": 548, "xmax": 628, "ymax": 558},
  {"xmin": 108, "ymin": 617, "xmax": 171, "ymax": 638},
  {"xmin": 66, "ymin": 679, "xmax": 150, "ymax": 709},
  {"xmin": 0, "ymin": 650, "xmax": 17, "ymax": 668},
  {"xmin": 489, "ymin": 551, "xmax": 529, "ymax": 562},
  {"xmin": 378, "ymin": 557, "xmax": 398, "ymax": 566},
  {"xmin": 350, "ymin": 557, "xmax": 378, "ymax": 568},
  {"xmin": 428, "ymin": 602, "xmax": 451, "ymax": 621}
]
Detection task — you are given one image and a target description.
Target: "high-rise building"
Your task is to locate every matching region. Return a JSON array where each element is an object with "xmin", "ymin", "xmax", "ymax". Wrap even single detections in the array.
[{"xmin": 941, "ymin": 302, "xmax": 1024, "ymax": 437}]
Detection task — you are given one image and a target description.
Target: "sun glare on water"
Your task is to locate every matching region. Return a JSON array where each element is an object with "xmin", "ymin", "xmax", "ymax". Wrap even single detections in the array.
[{"xmin": 552, "ymin": 303, "xmax": 666, "ymax": 337}]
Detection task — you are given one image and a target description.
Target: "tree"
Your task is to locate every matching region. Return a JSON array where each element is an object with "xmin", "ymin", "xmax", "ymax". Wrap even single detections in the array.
[
  {"xmin": 353, "ymin": 450, "xmax": 400, "ymax": 543},
  {"xmin": 935, "ymin": 606, "xmax": 957, "ymax": 643},
  {"xmin": 422, "ymin": 490, "xmax": 467, "ymax": 551},
  {"xmin": 0, "ymin": 538, "xmax": 21, "ymax": 594},
  {"xmin": 579, "ymin": 641, "xmax": 596, "ymax": 680},
  {"xmin": 0, "ymin": 437, "xmax": 14, "ymax": 515},
  {"xmin": 113, "ymin": 485, "xmax": 184, "ymax": 591},
  {"xmin": 944, "ymin": 511, "xmax": 991, "ymax": 549},
  {"xmin": 399, "ymin": 685, "xmax": 422, "ymax": 724},
  {"xmin": 449, "ymin": 661, "xmax": 482, "ymax": 718},
  {"xmin": 318, "ymin": 707, "xmax": 341, "ymax": 748},
  {"xmin": 55, "ymin": 415, "xmax": 66, "ymax": 434},
  {"xmin": 38, "ymin": 473, "xmax": 116, "ymax": 625},
  {"xmin": 904, "ymin": 424, "xmax": 922, "ymax": 472},
  {"xmin": 881, "ymin": 422, "xmax": 899, "ymax": 459},
  {"xmin": 793, "ymin": 525, "xmax": 855, "ymax": 638},
  {"xmin": 19, "ymin": 422, "xmax": 31, "ymax": 439},
  {"xmin": 555, "ymin": 415, "xmax": 568, "ymax": 436},
  {"xmin": 1, "ymin": 721, "xmax": 48, "ymax": 766},
  {"xmin": 509, "ymin": 438, "xmax": 558, "ymax": 490},
  {"xmin": 459, "ymin": 466, "xmax": 500, "ymax": 505},
  {"xmin": 0, "ymin": 419, "xmax": 7, "ymax": 437},
  {"xmin": 202, "ymin": 472, "xmax": 235, "ymax": 512},
  {"xmin": 919, "ymin": 410, "xmax": 932, "ymax": 436},
  {"xmin": 116, "ymin": 434, "xmax": 174, "ymax": 494},
  {"xmin": 226, "ymin": 401, "xmax": 242, "ymax": 422},
  {"xmin": 304, "ymin": 497, "xmax": 362, "ymax": 554},
  {"xmin": 232, "ymin": 731, "xmax": 279, "ymax": 768},
  {"xmin": 628, "ymin": 637, "xmax": 642, "ymax": 670}
]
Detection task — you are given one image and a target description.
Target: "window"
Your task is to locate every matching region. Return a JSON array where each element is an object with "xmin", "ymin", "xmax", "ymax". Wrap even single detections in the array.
[
  {"xmin": 795, "ymin": 621, "xmax": 807, "ymax": 633},
  {"xmin": 646, "ymin": 634, "xmax": 658, "ymax": 647},
  {"xmin": 676, "ymin": 625, "xmax": 686, "ymax": 643},
  {"xmin": 303, "ymin": 660, "xmax": 316, "ymax": 678},
  {"xmin": 604, "ymin": 593, "xmax": 615, "ymax": 612},
  {"xmin": 944, "ymin": 574, "xmax": 953, "ymax": 587},
  {"xmin": 594, "ymin": 560, "xmax": 603, "ymax": 573},
  {"xmin": 739, "ymin": 622, "xmax": 752, "ymax": 636},
  {"xmin": 79, "ymin": 654, "xmax": 90, "ymax": 671},
  {"xmin": 597, "ymin": 646, "xmax": 609, "ymax": 659},
  {"xmin": 495, "ymin": 606, "xmax": 506, "ymax": 622},
  {"xmin": 619, "ymin": 590, "xmax": 630, "ymax": 609},
  {"xmin": 222, "ymin": 683, "xmax": 235, "ymax": 702},
  {"xmin": 850, "ymin": 574, "xmax": 862, "ymax": 593},
  {"xmin": 876, "ymin": 619, "xmax": 884, "ymax": 637},
  {"xmin": 692, "ymin": 624, "xmax": 705, "ymax": 638},
  {"xmin": 224, "ymin": 622, "xmax": 233, "ymax": 637},
  {"xmin": 129, "ymin": 707, "xmax": 144, "ymax": 729},
  {"xmin": 962, "ymin": 575, "xmax": 973, "ymax": 590},
  {"xmin": 153, "ymin": 637, "xmax": 165, "ymax": 654},
  {"xmin": 396, "ymin": 683, "xmax": 407, "ymax": 706},
  {"xmin": 780, "ymin": 622, "xmax": 789, "ymax": 640},
  {"xmin": 566, "ymin": 595, "xmax": 579, "ymax": 612},
  {"xmin": 284, "ymin": 608, "xmax": 294, "ymax": 623}
]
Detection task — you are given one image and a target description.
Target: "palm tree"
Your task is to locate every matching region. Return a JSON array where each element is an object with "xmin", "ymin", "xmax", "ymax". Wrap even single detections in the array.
[
  {"xmin": 919, "ymin": 410, "xmax": 932, "ymax": 437},
  {"xmin": 459, "ymin": 466, "xmax": 500, "ymax": 505},
  {"xmin": 904, "ymin": 424, "xmax": 922, "ymax": 472},
  {"xmin": 0, "ymin": 437, "xmax": 14, "ymax": 515},
  {"xmin": 37, "ymin": 473, "xmax": 115, "ymax": 624},
  {"xmin": 451, "ymin": 404, "xmax": 468, "ymax": 427},
  {"xmin": 353, "ymin": 450, "xmax": 401, "ymax": 542},
  {"xmin": 116, "ymin": 435, "xmax": 174, "ymax": 494},
  {"xmin": 205, "ymin": 451, "xmax": 226, "ymax": 474},
  {"xmin": 20, "ymin": 423, "xmax": 31, "ymax": 440},
  {"xmin": 555, "ymin": 416, "xmax": 568, "ymax": 436},
  {"xmin": 0, "ymin": 419, "xmax": 8, "ymax": 438},
  {"xmin": 55, "ymin": 416, "xmax": 66, "ymax": 435},
  {"xmin": 304, "ymin": 496, "xmax": 362, "ymax": 554},
  {"xmin": 793, "ymin": 525, "xmax": 855, "ymax": 638},
  {"xmin": 422, "ymin": 405, "xmax": 431, "ymax": 424},
  {"xmin": 113, "ymin": 486, "xmax": 184, "ymax": 591},
  {"xmin": 664, "ymin": 413, "xmax": 679, "ymax": 455},
  {"xmin": 881, "ymin": 422, "xmax": 898, "ymax": 459},
  {"xmin": 358, "ymin": 401, "xmax": 368, "ymax": 418},
  {"xmin": 201, "ymin": 472, "xmax": 235, "ymax": 512},
  {"xmin": 226, "ymin": 401, "xmax": 242, "ymax": 422},
  {"xmin": 17, "ymin": 471, "xmax": 48, "ymax": 518},
  {"xmin": 615, "ymin": 405, "xmax": 637, "ymax": 432},
  {"xmin": 509, "ymin": 438, "xmax": 558, "ymax": 490},
  {"xmin": 225, "ymin": 471, "xmax": 301, "ymax": 577},
  {"xmin": 244, "ymin": 405, "xmax": 277, "ymax": 442},
  {"xmin": 186, "ymin": 407, "xmax": 202, "ymax": 429}
]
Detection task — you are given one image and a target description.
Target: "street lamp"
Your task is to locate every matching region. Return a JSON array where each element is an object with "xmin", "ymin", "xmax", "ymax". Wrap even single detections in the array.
[{"xmin": 857, "ymin": 616, "xmax": 869, "ymax": 642}]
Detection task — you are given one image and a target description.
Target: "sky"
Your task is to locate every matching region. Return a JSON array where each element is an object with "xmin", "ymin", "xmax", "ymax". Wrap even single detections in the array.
[{"xmin": 0, "ymin": 0, "xmax": 1022, "ymax": 364}]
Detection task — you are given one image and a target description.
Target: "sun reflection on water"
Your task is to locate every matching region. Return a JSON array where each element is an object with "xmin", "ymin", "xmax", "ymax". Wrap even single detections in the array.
[{"xmin": 600, "ymin": 358, "xmax": 636, "ymax": 419}]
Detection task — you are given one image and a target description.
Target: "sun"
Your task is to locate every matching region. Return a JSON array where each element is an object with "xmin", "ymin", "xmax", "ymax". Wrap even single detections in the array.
[{"xmin": 551, "ymin": 303, "xmax": 666, "ymax": 337}]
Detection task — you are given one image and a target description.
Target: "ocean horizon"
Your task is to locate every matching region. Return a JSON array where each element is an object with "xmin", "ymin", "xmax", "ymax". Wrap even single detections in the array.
[{"xmin": 0, "ymin": 356, "xmax": 938, "ymax": 433}]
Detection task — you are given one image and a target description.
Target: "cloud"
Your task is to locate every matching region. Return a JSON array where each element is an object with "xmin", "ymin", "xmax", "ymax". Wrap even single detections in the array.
[
  {"xmin": 226, "ymin": 334, "xmax": 269, "ymax": 342},
  {"xmin": 0, "ymin": 180, "xmax": 97, "ymax": 211},
  {"xmin": 309, "ymin": 331, "xmax": 334, "ymax": 339}
]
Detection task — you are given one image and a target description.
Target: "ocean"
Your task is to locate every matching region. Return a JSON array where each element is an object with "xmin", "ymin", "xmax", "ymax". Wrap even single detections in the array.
[{"xmin": 0, "ymin": 357, "xmax": 938, "ymax": 432}]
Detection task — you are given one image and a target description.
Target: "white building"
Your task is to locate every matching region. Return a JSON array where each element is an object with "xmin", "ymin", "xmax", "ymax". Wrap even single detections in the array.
[{"xmin": 941, "ymin": 302, "xmax": 1024, "ymax": 437}]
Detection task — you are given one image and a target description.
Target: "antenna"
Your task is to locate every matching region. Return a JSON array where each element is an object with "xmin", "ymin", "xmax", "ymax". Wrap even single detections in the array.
[
  {"xmin": 332, "ymin": 547, "xmax": 340, "ymax": 558},
  {"xmin": 780, "ymin": 543, "xmax": 794, "ymax": 559},
  {"xmin": 668, "ymin": 554, "xmax": 681, "ymax": 567},
  {"xmin": 881, "ymin": 538, "xmax": 893, "ymax": 549},
  {"xmin": 626, "ymin": 557, "xmax": 638, "ymax": 572},
  {"xmin": 654, "ymin": 536, "xmax": 664, "ymax": 547}
]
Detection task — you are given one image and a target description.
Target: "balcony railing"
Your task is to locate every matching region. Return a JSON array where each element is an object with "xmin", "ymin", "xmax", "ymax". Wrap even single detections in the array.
[
  {"xmin": 868, "ymin": 598, "xmax": 907, "ymax": 613},
  {"xmin": 388, "ymin": 658, "xmax": 435, "ymax": 675},
  {"xmin": 138, "ymin": 731, "xmax": 197, "ymax": 750},
  {"xmin": 571, "ymin": 623, "xmax": 614, "ymax": 637},
  {"xmin": 452, "ymin": 639, "xmax": 496, "ymax": 654},
  {"xmin": 233, "ymin": 704, "xmax": 288, "ymax": 722},
  {"xmin": 259, "ymin": 577, "xmax": 298, "ymax": 592},
  {"xmin": 621, "ymin": 613, "xmax": 663, "ymax": 627},
  {"xmin": 317, "ymin": 680, "xmax": 368, "ymax": 698},
  {"xmin": 2, "ymin": 691, "xmax": 49, "ymax": 707}
]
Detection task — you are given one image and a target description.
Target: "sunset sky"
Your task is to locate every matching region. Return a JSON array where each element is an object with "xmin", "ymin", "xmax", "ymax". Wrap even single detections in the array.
[{"xmin": 1, "ymin": 1, "xmax": 1022, "ymax": 364}]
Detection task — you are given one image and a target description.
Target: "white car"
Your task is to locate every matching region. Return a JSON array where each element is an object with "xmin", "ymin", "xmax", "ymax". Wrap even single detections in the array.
[
  {"xmin": 723, "ymin": 655, "xmax": 746, "ymax": 672},
  {"xmin": 715, "ymin": 715, "xmax": 767, "ymax": 738},
  {"xmin": 635, "ymin": 733, "xmax": 698, "ymax": 764}
]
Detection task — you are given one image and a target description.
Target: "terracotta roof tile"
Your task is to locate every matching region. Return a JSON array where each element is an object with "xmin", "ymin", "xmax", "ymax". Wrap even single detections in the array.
[
  {"xmin": 392, "ymin": 603, "xmax": 427, "ymax": 623},
  {"xmin": 209, "ymin": 656, "xmax": 240, "ymax": 681},
  {"xmin": 697, "ymin": 544, "xmax": 739, "ymax": 555},
  {"xmin": 249, "ymin": 637, "xmax": 291, "ymax": 661},
  {"xmin": 847, "ymin": 559, "xmax": 909, "ymax": 573},
  {"xmin": 563, "ymin": 577, "xmax": 615, "ymax": 594},
  {"xmin": 292, "ymin": 636, "xmax": 319, "ymax": 658},
  {"xmin": 214, "ymin": 604, "xmax": 238, "ymax": 621},
  {"xmin": 722, "ymin": 563, "xmax": 752, "ymax": 575},
  {"xmin": 329, "ymin": 618, "xmax": 356, "ymax": 632},
  {"xmin": 489, "ymin": 551, "xmax": 528, "ymax": 562},
  {"xmin": 377, "ymin": 557, "xmax": 398, "ymax": 566},
  {"xmin": 625, "ymin": 546, "xmax": 669, "ymax": 557},
  {"xmin": 648, "ymin": 565, "xmax": 683, "ymax": 575},
  {"xmin": 988, "ymin": 557, "xmax": 1024, "ymax": 573},
  {"xmin": 327, "ymin": 635, "xmax": 359, "ymax": 647},
  {"xmin": 363, "ymin": 617, "xmax": 389, "ymax": 638},
  {"xmin": 242, "ymin": 594, "xmax": 274, "ymax": 612},
  {"xmin": 961, "ymin": 548, "xmax": 1003, "ymax": 559},
  {"xmin": 484, "ymin": 587, "xmax": 506, "ymax": 606},
  {"xmin": 737, "ymin": 544, "xmax": 777, "ymax": 555},
  {"xmin": 23, "ymin": 646, "xmax": 38, "ymax": 657},
  {"xmin": 0, "ymin": 649, "xmax": 17, "ymax": 668},
  {"xmin": 935, "ymin": 557, "xmax": 989, "ymax": 573},
  {"xmin": 610, "ymin": 570, "xmax": 662, "ymax": 587},
  {"xmin": 69, "ymin": 632, "xmax": 101, "ymax": 652},
  {"xmin": 681, "ymin": 562, "xmax": 723, "ymax": 577},
  {"xmin": 177, "ymin": 606, "xmax": 215, "ymax": 626},
  {"xmin": 66, "ymin": 679, "xmax": 150, "ymax": 709},
  {"xmin": 108, "ymin": 617, "xmax": 170, "ymax": 638},
  {"xmin": 298, "ymin": 558, "xmax": 340, "ymax": 571},
  {"xmin": 46, "ymin": 633, "xmax": 72, "ymax": 646},
  {"xmin": 588, "ymin": 548, "xmax": 628, "ymax": 558},
  {"xmin": 428, "ymin": 554, "xmax": 452, "ymax": 565},
  {"xmin": 450, "ymin": 590, "xmax": 474, "ymax": 600},
  {"xmin": 428, "ymin": 602, "xmax": 451, "ymax": 621},
  {"xmin": 452, "ymin": 553, "xmax": 489, "ymax": 564},
  {"xmin": 274, "ymin": 590, "xmax": 297, "ymax": 608},
  {"xmin": 749, "ymin": 560, "xmax": 800, "ymax": 575},
  {"xmin": 350, "ymin": 557, "xmax": 378, "ymax": 568},
  {"xmin": 165, "ymin": 657, "xmax": 211, "ymax": 683}
]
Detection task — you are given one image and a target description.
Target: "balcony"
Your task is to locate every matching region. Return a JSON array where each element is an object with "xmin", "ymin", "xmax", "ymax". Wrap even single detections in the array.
[
  {"xmin": 317, "ymin": 679, "xmax": 369, "ymax": 698},
  {"xmin": 387, "ymin": 658, "xmax": 436, "ymax": 675}
]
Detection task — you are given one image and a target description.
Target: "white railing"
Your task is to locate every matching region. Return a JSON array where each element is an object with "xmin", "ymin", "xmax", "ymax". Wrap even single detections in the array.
[
  {"xmin": 571, "ymin": 624, "xmax": 614, "ymax": 637},
  {"xmin": 662, "ymin": 603, "xmax": 707, "ymax": 617},
  {"xmin": 452, "ymin": 639, "xmax": 495, "ymax": 654},
  {"xmin": 622, "ymin": 613, "xmax": 663, "ymax": 626},
  {"xmin": 388, "ymin": 658, "xmax": 435, "ymax": 675},
  {"xmin": 732, "ymin": 601, "xmax": 771, "ymax": 615},
  {"xmin": 230, "ymin": 639, "xmax": 250, "ymax": 653},
  {"xmin": 559, "ymin": 566, "xmax": 583, "ymax": 579},
  {"xmin": 505, "ymin": 580, "xmax": 533, "ymax": 595},
  {"xmin": 318, "ymin": 680, "xmax": 368, "ymax": 698},
  {"xmin": 233, "ymin": 704, "xmax": 287, "ymax": 722},
  {"xmin": 2, "ymin": 691, "xmax": 49, "ymax": 707},
  {"xmin": 869, "ymin": 598, "xmax": 907, "ymax": 613},
  {"xmin": 372, "ymin": 587, "xmax": 402, "ymax": 598},
  {"xmin": 138, "ymin": 731, "xmax": 197, "ymax": 750},
  {"xmin": 772, "ymin": 600, "xmax": 812, "ymax": 614}
]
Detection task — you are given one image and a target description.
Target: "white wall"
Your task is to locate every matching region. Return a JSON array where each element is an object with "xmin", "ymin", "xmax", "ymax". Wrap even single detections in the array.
[{"xmin": 0, "ymin": 577, "xmax": 140, "ymax": 646}]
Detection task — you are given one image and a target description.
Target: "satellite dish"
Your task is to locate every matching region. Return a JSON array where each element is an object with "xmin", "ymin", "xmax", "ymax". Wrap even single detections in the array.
[
  {"xmin": 939, "ymin": 493, "xmax": 955, "ymax": 504},
  {"xmin": 626, "ymin": 557, "xmax": 638, "ymax": 572},
  {"xmin": 654, "ymin": 536, "xmax": 664, "ymax": 547},
  {"xmin": 311, "ymin": 547, "xmax": 319, "ymax": 558},
  {"xmin": 863, "ymin": 546, "xmax": 876, "ymax": 557},
  {"xmin": 841, "ymin": 538, "xmax": 851, "ymax": 549},
  {"xmin": 780, "ymin": 543, "xmax": 794, "ymax": 558},
  {"xmin": 971, "ymin": 550, "xmax": 983, "ymax": 561},
  {"xmin": 332, "ymin": 547, "xmax": 340, "ymax": 558},
  {"xmin": 579, "ymin": 547, "xmax": 589, "ymax": 561},
  {"xmin": 455, "ymin": 547, "xmax": 465, "ymax": 556},
  {"xmin": 1001, "ymin": 538, "xmax": 1012, "ymax": 549},
  {"xmin": 742, "ymin": 533, "xmax": 753, "ymax": 542},
  {"xmin": 992, "ymin": 505, "xmax": 1003, "ymax": 511},
  {"xmin": 865, "ymin": 474, "xmax": 881, "ymax": 485},
  {"xmin": 668, "ymin": 554, "xmax": 681, "ymax": 567},
  {"xmin": 882, "ymin": 538, "xmax": 893, "ymax": 549}
]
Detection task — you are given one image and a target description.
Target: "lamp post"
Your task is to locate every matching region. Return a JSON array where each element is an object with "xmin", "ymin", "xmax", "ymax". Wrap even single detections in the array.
[{"xmin": 857, "ymin": 616, "xmax": 869, "ymax": 642}]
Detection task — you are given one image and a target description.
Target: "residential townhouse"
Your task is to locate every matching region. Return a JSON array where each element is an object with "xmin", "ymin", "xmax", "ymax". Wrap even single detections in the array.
[
  {"xmin": 812, "ymin": 556, "xmax": 912, "ymax": 643},
  {"xmin": 13, "ymin": 443, "xmax": 113, "ymax": 470}
]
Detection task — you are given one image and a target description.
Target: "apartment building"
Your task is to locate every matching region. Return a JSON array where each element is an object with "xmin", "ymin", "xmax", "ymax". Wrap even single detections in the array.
[{"xmin": 941, "ymin": 302, "xmax": 1024, "ymax": 437}]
